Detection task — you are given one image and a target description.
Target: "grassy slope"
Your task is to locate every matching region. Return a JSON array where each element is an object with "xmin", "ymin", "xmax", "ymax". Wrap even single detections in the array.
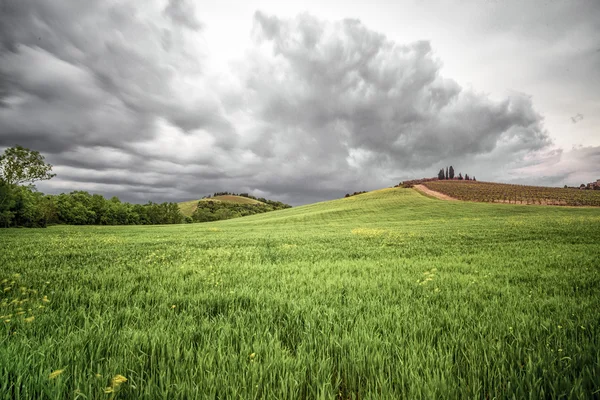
[
  {"xmin": 1, "ymin": 188, "xmax": 599, "ymax": 398},
  {"xmin": 178, "ymin": 195, "xmax": 264, "ymax": 217}
]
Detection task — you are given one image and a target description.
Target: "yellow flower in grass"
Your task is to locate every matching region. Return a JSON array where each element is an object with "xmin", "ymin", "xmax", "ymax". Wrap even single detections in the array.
[
  {"xmin": 112, "ymin": 375, "xmax": 127, "ymax": 385},
  {"xmin": 49, "ymin": 369, "xmax": 65, "ymax": 379},
  {"xmin": 24, "ymin": 316, "xmax": 35, "ymax": 323},
  {"xmin": 42, "ymin": 296, "xmax": 50, "ymax": 303},
  {"xmin": 105, "ymin": 374, "xmax": 128, "ymax": 393}
]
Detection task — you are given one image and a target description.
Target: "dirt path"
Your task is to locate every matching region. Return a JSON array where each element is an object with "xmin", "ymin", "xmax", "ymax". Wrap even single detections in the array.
[{"xmin": 413, "ymin": 185, "xmax": 458, "ymax": 201}]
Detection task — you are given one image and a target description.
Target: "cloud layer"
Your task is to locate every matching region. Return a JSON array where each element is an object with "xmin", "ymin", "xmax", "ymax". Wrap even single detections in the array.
[{"xmin": 0, "ymin": 1, "xmax": 596, "ymax": 204}]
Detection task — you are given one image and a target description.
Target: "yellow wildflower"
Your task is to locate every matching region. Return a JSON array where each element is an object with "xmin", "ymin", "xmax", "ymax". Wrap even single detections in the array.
[
  {"xmin": 24, "ymin": 316, "xmax": 35, "ymax": 323},
  {"xmin": 42, "ymin": 296, "xmax": 50, "ymax": 303},
  {"xmin": 171, "ymin": 305, "xmax": 176, "ymax": 309},
  {"xmin": 49, "ymin": 369, "xmax": 65, "ymax": 379},
  {"xmin": 112, "ymin": 375, "xmax": 127, "ymax": 384}
]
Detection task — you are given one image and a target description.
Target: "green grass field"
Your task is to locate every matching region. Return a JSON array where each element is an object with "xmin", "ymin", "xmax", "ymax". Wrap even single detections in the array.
[
  {"xmin": 1, "ymin": 188, "xmax": 599, "ymax": 399},
  {"xmin": 178, "ymin": 195, "xmax": 264, "ymax": 217}
]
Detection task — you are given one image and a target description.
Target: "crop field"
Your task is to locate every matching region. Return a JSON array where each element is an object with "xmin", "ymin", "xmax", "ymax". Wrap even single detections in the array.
[
  {"xmin": 422, "ymin": 180, "xmax": 600, "ymax": 206},
  {"xmin": 1, "ymin": 188, "xmax": 600, "ymax": 399}
]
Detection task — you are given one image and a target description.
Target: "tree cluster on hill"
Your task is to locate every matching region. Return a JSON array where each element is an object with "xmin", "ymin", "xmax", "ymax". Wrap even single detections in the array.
[
  {"xmin": 344, "ymin": 191, "xmax": 367, "ymax": 198},
  {"xmin": 437, "ymin": 166, "xmax": 475, "ymax": 181},
  {"xmin": 205, "ymin": 192, "xmax": 291, "ymax": 209},
  {"xmin": 191, "ymin": 200, "xmax": 285, "ymax": 222}
]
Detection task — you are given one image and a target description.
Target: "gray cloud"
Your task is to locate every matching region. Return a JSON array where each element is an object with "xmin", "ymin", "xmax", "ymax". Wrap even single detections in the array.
[
  {"xmin": 1, "ymin": 3, "xmax": 595, "ymax": 205},
  {"xmin": 164, "ymin": 0, "xmax": 203, "ymax": 31}
]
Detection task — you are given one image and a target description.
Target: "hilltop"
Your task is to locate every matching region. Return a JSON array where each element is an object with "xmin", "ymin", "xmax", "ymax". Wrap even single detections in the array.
[
  {"xmin": 178, "ymin": 192, "xmax": 291, "ymax": 221},
  {"xmin": 178, "ymin": 195, "xmax": 265, "ymax": 217}
]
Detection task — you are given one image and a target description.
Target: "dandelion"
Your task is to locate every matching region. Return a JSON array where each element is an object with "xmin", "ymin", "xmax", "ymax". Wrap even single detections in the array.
[
  {"xmin": 49, "ymin": 369, "xmax": 65, "ymax": 379},
  {"xmin": 171, "ymin": 305, "xmax": 176, "ymax": 309},
  {"xmin": 42, "ymin": 296, "xmax": 50, "ymax": 303}
]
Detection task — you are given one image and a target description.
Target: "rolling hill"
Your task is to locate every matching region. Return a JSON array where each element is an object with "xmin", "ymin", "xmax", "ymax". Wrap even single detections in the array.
[{"xmin": 178, "ymin": 195, "xmax": 265, "ymax": 217}]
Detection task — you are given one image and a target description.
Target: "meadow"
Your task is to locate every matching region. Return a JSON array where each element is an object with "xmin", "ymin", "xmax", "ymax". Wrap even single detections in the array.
[{"xmin": 1, "ymin": 188, "xmax": 599, "ymax": 399}]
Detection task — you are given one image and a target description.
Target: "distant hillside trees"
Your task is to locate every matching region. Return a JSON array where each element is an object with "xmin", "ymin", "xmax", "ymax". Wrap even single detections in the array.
[
  {"xmin": 191, "ymin": 200, "xmax": 287, "ymax": 223},
  {"xmin": 209, "ymin": 192, "xmax": 291, "ymax": 209},
  {"xmin": 345, "ymin": 191, "xmax": 367, "ymax": 198}
]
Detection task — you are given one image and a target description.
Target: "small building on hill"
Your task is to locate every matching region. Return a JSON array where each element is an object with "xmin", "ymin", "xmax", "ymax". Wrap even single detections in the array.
[{"xmin": 586, "ymin": 179, "xmax": 600, "ymax": 189}]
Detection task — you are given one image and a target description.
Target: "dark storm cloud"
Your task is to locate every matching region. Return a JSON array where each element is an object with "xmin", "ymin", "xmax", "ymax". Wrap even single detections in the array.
[
  {"xmin": 243, "ymin": 12, "xmax": 551, "ymax": 182},
  {"xmin": 1, "ymin": 3, "xmax": 590, "ymax": 205}
]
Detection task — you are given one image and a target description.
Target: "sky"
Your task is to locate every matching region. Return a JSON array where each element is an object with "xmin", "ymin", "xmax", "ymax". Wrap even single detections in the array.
[{"xmin": 0, "ymin": 0, "xmax": 599, "ymax": 205}]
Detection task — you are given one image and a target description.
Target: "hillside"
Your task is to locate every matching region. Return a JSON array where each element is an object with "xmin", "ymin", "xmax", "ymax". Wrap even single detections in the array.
[
  {"xmin": 2, "ymin": 187, "xmax": 599, "ymax": 398},
  {"xmin": 421, "ymin": 180, "xmax": 600, "ymax": 206},
  {"xmin": 178, "ymin": 195, "xmax": 264, "ymax": 217}
]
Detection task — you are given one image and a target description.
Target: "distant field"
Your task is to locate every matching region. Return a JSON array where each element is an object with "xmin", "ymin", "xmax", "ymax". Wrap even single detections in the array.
[
  {"xmin": 1, "ymin": 188, "xmax": 599, "ymax": 398},
  {"xmin": 423, "ymin": 180, "xmax": 600, "ymax": 206},
  {"xmin": 178, "ymin": 195, "xmax": 264, "ymax": 216}
]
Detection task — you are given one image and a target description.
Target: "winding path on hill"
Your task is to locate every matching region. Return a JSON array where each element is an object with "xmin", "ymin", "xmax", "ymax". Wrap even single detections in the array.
[{"xmin": 413, "ymin": 184, "xmax": 458, "ymax": 201}]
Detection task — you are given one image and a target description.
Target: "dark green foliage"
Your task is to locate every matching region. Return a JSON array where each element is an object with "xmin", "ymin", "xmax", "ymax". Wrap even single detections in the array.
[
  {"xmin": 449, "ymin": 166, "xmax": 455, "ymax": 179},
  {"xmin": 191, "ymin": 200, "xmax": 282, "ymax": 223},
  {"xmin": 0, "ymin": 145, "xmax": 55, "ymax": 187},
  {"xmin": 1, "ymin": 187, "xmax": 185, "ymax": 227}
]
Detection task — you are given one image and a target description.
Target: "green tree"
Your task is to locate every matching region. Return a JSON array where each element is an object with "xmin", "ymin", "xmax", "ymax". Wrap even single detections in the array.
[
  {"xmin": 449, "ymin": 166, "xmax": 455, "ymax": 180},
  {"xmin": 0, "ymin": 145, "xmax": 55, "ymax": 187},
  {"xmin": 0, "ymin": 145, "xmax": 55, "ymax": 227}
]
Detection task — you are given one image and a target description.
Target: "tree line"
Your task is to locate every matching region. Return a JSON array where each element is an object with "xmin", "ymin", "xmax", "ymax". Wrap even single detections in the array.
[
  {"xmin": 437, "ymin": 166, "xmax": 475, "ymax": 181},
  {"xmin": 0, "ymin": 185, "xmax": 186, "ymax": 228}
]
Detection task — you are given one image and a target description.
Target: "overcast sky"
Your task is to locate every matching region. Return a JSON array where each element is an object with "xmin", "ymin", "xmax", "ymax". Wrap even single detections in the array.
[{"xmin": 1, "ymin": 0, "xmax": 599, "ymax": 205}]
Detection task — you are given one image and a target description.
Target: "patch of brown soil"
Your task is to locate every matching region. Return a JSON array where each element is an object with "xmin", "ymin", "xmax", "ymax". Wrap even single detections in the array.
[{"xmin": 413, "ymin": 185, "xmax": 458, "ymax": 201}]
